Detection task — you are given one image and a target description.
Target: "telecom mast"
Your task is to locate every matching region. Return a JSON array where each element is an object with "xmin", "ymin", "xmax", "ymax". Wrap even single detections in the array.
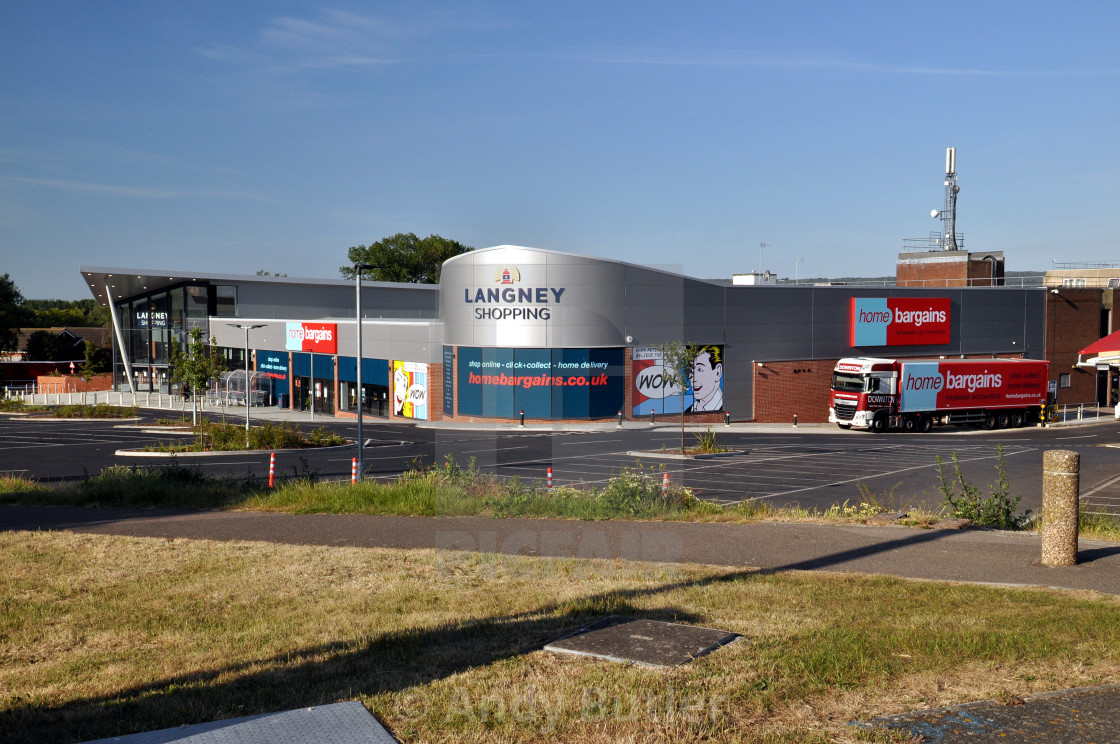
[{"xmin": 930, "ymin": 147, "xmax": 960, "ymax": 250}]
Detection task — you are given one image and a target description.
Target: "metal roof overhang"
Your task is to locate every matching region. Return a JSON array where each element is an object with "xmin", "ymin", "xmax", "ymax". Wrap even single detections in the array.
[
  {"xmin": 78, "ymin": 266, "xmax": 428, "ymax": 307},
  {"xmin": 80, "ymin": 267, "xmax": 209, "ymax": 306}
]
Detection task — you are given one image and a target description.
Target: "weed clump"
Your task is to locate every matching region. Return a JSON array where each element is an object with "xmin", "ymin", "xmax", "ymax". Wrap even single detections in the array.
[{"xmin": 936, "ymin": 444, "xmax": 1030, "ymax": 529}]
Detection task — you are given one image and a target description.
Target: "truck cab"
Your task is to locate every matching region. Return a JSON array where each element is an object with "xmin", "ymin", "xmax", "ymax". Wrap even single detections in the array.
[{"xmin": 829, "ymin": 357, "xmax": 899, "ymax": 431}]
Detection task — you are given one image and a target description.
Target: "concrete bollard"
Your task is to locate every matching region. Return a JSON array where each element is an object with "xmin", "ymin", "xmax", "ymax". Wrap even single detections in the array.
[{"xmin": 1042, "ymin": 449, "xmax": 1079, "ymax": 566}]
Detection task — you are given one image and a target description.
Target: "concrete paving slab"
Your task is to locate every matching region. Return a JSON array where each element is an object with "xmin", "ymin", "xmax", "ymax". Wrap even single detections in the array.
[
  {"xmin": 544, "ymin": 616, "xmax": 739, "ymax": 667},
  {"xmin": 80, "ymin": 701, "xmax": 397, "ymax": 744},
  {"xmin": 861, "ymin": 683, "xmax": 1120, "ymax": 743}
]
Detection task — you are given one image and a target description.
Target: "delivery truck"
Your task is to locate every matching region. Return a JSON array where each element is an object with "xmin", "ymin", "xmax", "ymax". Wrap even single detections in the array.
[{"xmin": 828, "ymin": 357, "xmax": 1050, "ymax": 432}]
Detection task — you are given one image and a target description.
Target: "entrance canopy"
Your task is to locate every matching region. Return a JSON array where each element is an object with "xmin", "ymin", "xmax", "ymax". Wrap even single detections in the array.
[{"xmin": 1077, "ymin": 329, "xmax": 1120, "ymax": 367}]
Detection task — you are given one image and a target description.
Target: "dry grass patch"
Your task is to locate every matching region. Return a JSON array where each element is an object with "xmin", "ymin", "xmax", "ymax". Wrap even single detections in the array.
[{"xmin": 2, "ymin": 532, "xmax": 1119, "ymax": 744}]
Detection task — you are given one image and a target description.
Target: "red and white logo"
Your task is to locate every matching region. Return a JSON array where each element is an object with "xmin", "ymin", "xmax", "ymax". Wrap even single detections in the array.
[{"xmin": 285, "ymin": 322, "xmax": 337, "ymax": 353}]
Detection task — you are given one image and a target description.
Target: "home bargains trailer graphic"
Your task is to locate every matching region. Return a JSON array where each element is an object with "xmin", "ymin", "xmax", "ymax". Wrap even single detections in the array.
[
  {"xmin": 898, "ymin": 360, "xmax": 1048, "ymax": 413},
  {"xmin": 285, "ymin": 323, "xmax": 337, "ymax": 354},
  {"xmin": 631, "ymin": 345, "xmax": 724, "ymax": 415},
  {"xmin": 850, "ymin": 298, "xmax": 951, "ymax": 347}
]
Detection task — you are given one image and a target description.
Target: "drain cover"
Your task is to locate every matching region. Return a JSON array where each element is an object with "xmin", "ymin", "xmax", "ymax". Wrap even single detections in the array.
[{"xmin": 544, "ymin": 616, "xmax": 739, "ymax": 668}]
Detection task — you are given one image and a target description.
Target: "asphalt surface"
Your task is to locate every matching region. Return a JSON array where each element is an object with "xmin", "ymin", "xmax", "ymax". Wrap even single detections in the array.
[{"xmin": 6, "ymin": 408, "xmax": 1120, "ymax": 515}]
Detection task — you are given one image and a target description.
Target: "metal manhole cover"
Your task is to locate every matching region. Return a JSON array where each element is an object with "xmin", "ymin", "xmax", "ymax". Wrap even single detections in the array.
[{"xmin": 544, "ymin": 616, "xmax": 740, "ymax": 667}]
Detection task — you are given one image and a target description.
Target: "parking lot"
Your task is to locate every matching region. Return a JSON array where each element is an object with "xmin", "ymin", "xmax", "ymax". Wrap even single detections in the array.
[{"xmin": 2, "ymin": 413, "xmax": 1120, "ymax": 515}]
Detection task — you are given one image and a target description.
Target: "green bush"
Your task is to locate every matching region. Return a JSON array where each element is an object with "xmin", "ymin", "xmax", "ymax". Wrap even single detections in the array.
[
  {"xmin": 936, "ymin": 445, "xmax": 1030, "ymax": 529},
  {"xmin": 692, "ymin": 427, "xmax": 727, "ymax": 454}
]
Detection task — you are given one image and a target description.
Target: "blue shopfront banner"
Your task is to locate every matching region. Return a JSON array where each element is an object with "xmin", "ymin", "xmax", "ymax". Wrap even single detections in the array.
[{"xmin": 457, "ymin": 347, "xmax": 624, "ymax": 419}]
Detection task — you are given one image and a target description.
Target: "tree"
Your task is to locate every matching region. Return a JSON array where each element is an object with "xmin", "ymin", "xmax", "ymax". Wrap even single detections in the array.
[
  {"xmin": 170, "ymin": 327, "xmax": 225, "ymax": 438},
  {"xmin": 0, "ymin": 274, "xmax": 28, "ymax": 352},
  {"xmin": 22, "ymin": 299, "xmax": 109, "ymax": 328},
  {"xmin": 77, "ymin": 340, "xmax": 103, "ymax": 405},
  {"xmin": 655, "ymin": 341, "xmax": 702, "ymax": 454},
  {"xmin": 24, "ymin": 330, "xmax": 67, "ymax": 361},
  {"xmin": 339, "ymin": 233, "xmax": 472, "ymax": 284}
]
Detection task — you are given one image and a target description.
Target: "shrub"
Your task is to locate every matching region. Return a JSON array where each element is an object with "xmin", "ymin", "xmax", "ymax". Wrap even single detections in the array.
[
  {"xmin": 693, "ymin": 427, "xmax": 727, "ymax": 454},
  {"xmin": 936, "ymin": 445, "xmax": 1030, "ymax": 529}
]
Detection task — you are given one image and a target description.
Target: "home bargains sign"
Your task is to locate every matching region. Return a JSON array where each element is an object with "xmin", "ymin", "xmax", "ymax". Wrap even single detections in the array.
[
  {"xmin": 285, "ymin": 322, "xmax": 337, "ymax": 354},
  {"xmin": 850, "ymin": 298, "xmax": 951, "ymax": 347}
]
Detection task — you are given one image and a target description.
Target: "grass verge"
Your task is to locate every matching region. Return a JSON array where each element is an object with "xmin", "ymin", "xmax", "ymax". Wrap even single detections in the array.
[
  {"xmin": 1, "ymin": 531, "xmax": 1118, "ymax": 744},
  {"xmin": 2, "ymin": 456, "xmax": 1105, "ymax": 535}
]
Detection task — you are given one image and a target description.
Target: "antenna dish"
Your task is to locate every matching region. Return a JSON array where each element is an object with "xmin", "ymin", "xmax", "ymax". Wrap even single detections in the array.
[{"xmin": 930, "ymin": 209, "xmax": 940, "ymax": 218}]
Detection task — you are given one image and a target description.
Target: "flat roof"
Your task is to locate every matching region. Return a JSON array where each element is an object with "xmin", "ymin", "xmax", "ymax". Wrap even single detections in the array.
[{"xmin": 78, "ymin": 266, "xmax": 436, "ymax": 307}]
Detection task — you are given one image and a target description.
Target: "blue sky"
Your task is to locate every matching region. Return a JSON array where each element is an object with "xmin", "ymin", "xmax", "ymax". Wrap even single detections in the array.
[{"xmin": 3, "ymin": 1, "xmax": 1120, "ymax": 299}]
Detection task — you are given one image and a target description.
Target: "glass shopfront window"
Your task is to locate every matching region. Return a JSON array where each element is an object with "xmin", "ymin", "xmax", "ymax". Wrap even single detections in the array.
[
  {"xmin": 291, "ymin": 352, "xmax": 336, "ymax": 415},
  {"xmin": 111, "ymin": 283, "xmax": 214, "ymax": 393},
  {"xmin": 186, "ymin": 285, "xmax": 208, "ymax": 332},
  {"xmin": 338, "ymin": 356, "xmax": 390, "ymax": 416},
  {"xmin": 214, "ymin": 285, "xmax": 237, "ymax": 317},
  {"xmin": 457, "ymin": 347, "xmax": 624, "ymax": 419},
  {"xmin": 149, "ymin": 293, "xmax": 170, "ymax": 364}
]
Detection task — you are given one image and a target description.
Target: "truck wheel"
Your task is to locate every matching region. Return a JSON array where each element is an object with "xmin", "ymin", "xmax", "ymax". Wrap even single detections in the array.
[
  {"xmin": 902, "ymin": 416, "xmax": 916, "ymax": 432},
  {"xmin": 983, "ymin": 412, "xmax": 998, "ymax": 430},
  {"xmin": 917, "ymin": 414, "xmax": 933, "ymax": 433},
  {"xmin": 996, "ymin": 412, "xmax": 1010, "ymax": 429},
  {"xmin": 1009, "ymin": 410, "xmax": 1024, "ymax": 428},
  {"xmin": 871, "ymin": 411, "xmax": 888, "ymax": 433}
]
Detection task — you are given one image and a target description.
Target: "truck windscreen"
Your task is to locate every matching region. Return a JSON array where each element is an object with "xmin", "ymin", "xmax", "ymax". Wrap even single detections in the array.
[{"xmin": 831, "ymin": 373, "xmax": 864, "ymax": 393}]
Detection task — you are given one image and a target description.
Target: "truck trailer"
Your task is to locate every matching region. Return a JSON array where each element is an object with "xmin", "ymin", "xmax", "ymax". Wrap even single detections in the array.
[{"xmin": 829, "ymin": 357, "xmax": 1050, "ymax": 432}]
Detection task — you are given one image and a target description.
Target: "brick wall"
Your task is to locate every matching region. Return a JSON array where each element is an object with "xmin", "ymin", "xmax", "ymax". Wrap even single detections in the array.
[
  {"xmin": 753, "ymin": 360, "xmax": 836, "ymax": 423},
  {"xmin": 1046, "ymin": 289, "xmax": 1103, "ymax": 405},
  {"xmin": 896, "ymin": 252, "xmax": 1002, "ymax": 288},
  {"xmin": 897, "ymin": 257, "xmax": 970, "ymax": 287},
  {"xmin": 37, "ymin": 373, "xmax": 113, "ymax": 394},
  {"xmin": 426, "ymin": 362, "xmax": 444, "ymax": 421}
]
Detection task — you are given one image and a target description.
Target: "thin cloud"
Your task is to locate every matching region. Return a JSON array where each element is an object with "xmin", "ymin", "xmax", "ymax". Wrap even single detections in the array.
[
  {"xmin": 198, "ymin": 8, "xmax": 513, "ymax": 74},
  {"xmin": 4, "ymin": 176, "xmax": 267, "ymax": 201},
  {"xmin": 530, "ymin": 47, "xmax": 1120, "ymax": 77}
]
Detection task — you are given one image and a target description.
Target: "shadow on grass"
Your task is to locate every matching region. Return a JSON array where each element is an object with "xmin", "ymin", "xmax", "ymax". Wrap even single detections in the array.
[{"xmin": 0, "ymin": 528, "xmax": 963, "ymax": 744}]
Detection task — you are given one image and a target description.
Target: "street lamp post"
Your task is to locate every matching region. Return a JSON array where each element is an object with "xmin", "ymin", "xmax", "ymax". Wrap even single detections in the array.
[
  {"xmin": 353, "ymin": 264, "xmax": 380, "ymax": 481},
  {"xmin": 228, "ymin": 323, "xmax": 264, "ymax": 442}
]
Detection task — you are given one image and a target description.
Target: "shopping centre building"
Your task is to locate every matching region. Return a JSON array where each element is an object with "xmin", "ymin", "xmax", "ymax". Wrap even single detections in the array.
[{"xmin": 79, "ymin": 245, "xmax": 1115, "ymax": 423}]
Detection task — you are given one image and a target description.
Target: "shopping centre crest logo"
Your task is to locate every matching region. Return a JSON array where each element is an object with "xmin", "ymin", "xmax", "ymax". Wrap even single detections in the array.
[{"xmin": 465, "ymin": 265, "xmax": 565, "ymax": 321}]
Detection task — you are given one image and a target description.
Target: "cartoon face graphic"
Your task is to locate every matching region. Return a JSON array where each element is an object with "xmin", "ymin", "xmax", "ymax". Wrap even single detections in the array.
[
  {"xmin": 688, "ymin": 347, "xmax": 724, "ymax": 412},
  {"xmin": 394, "ymin": 365, "xmax": 409, "ymax": 413}
]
